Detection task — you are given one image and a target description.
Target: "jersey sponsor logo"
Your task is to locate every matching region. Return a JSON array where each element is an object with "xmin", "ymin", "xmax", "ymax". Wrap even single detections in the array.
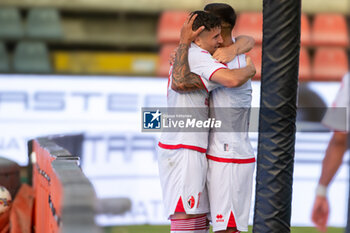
[
  {"xmin": 143, "ymin": 109, "xmax": 161, "ymax": 129},
  {"xmin": 216, "ymin": 214, "xmax": 225, "ymax": 222},
  {"xmin": 187, "ymin": 195, "xmax": 195, "ymax": 209}
]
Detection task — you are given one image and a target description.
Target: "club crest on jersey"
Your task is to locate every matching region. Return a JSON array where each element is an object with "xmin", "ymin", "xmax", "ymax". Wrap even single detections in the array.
[
  {"xmin": 143, "ymin": 109, "xmax": 161, "ymax": 129},
  {"xmin": 216, "ymin": 214, "xmax": 225, "ymax": 222},
  {"xmin": 187, "ymin": 196, "xmax": 195, "ymax": 209}
]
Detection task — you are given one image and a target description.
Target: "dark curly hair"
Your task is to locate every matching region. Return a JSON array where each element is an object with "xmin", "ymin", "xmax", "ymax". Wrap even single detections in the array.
[
  {"xmin": 204, "ymin": 3, "xmax": 236, "ymax": 30},
  {"xmin": 190, "ymin": 10, "xmax": 221, "ymax": 32}
]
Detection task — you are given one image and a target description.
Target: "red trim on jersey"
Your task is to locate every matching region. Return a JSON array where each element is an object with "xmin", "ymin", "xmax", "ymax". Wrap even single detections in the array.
[
  {"xmin": 158, "ymin": 142, "xmax": 207, "ymax": 153},
  {"xmin": 175, "ymin": 197, "xmax": 185, "ymax": 213},
  {"xmin": 209, "ymin": 67, "xmax": 227, "ymax": 80},
  {"xmin": 237, "ymin": 56, "xmax": 241, "ymax": 68},
  {"xmin": 201, "ymin": 50, "xmax": 209, "ymax": 54},
  {"xmin": 227, "ymin": 211, "xmax": 237, "ymax": 228},
  {"xmin": 198, "ymin": 76, "xmax": 209, "ymax": 93},
  {"xmin": 206, "ymin": 154, "xmax": 256, "ymax": 163}
]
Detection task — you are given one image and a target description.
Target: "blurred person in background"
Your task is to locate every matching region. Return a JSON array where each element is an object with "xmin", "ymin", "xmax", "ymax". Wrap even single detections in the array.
[
  {"xmin": 171, "ymin": 3, "xmax": 256, "ymax": 233},
  {"xmin": 311, "ymin": 72, "xmax": 349, "ymax": 232},
  {"xmin": 158, "ymin": 9, "xmax": 255, "ymax": 233}
]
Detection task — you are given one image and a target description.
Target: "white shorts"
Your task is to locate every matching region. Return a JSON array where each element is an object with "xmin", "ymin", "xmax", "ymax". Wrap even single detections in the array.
[
  {"xmin": 206, "ymin": 156, "xmax": 255, "ymax": 232},
  {"xmin": 158, "ymin": 147, "xmax": 209, "ymax": 218}
]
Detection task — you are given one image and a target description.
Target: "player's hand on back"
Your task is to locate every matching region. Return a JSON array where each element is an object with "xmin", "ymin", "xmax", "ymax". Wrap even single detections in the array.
[
  {"xmin": 213, "ymin": 46, "xmax": 237, "ymax": 64},
  {"xmin": 245, "ymin": 56, "xmax": 256, "ymax": 79},
  {"xmin": 179, "ymin": 13, "xmax": 205, "ymax": 45}
]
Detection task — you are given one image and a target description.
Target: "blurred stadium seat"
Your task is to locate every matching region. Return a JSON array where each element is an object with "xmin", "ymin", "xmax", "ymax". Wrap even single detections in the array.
[
  {"xmin": 157, "ymin": 43, "xmax": 178, "ymax": 77},
  {"xmin": 0, "ymin": 7, "xmax": 24, "ymax": 39},
  {"xmin": 300, "ymin": 14, "xmax": 311, "ymax": 46},
  {"xmin": 299, "ymin": 47, "xmax": 311, "ymax": 81},
  {"xmin": 53, "ymin": 51, "xmax": 158, "ymax": 75},
  {"xmin": 157, "ymin": 11, "xmax": 188, "ymax": 44},
  {"xmin": 233, "ymin": 12, "xmax": 263, "ymax": 44},
  {"xmin": 13, "ymin": 41, "xmax": 52, "ymax": 73},
  {"xmin": 0, "ymin": 42, "xmax": 10, "ymax": 72},
  {"xmin": 25, "ymin": 8, "xmax": 63, "ymax": 40},
  {"xmin": 311, "ymin": 13, "xmax": 349, "ymax": 47},
  {"xmin": 62, "ymin": 16, "xmax": 157, "ymax": 47},
  {"xmin": 312, "ymin": 47, "xmax": 349, "ymax": 81},
  {"xmin": 246, "ymin": 45, "xmax": 262, "ymax": 80}
]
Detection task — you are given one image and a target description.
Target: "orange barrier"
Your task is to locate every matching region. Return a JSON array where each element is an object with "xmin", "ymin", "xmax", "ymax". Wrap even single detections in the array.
[
  {"xmin": 30, "ymin": 137, "xmax": 100, "ymax": 233},
  {"xmin": 32, "ymin": 139, "xmax": 59, "ymax": 233}
]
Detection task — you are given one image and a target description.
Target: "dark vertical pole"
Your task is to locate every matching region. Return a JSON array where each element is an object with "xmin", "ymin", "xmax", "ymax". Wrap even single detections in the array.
[
  {"xmin": 253, "ymin": 0, "xmax": 300, "ymax": 232},
  {"xmin": 345, "ymin": 37, "xmax": 350, "ymax": 233}
]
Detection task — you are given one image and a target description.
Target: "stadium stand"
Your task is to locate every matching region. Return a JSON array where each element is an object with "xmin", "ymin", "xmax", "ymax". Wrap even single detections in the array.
[
  {"xmin": 157, "ymin": 43, "xmax": 177, "ymax": 77},
  {"xmin": 300, "ymin": 14, "xmax": 311, "ymax": 46},
  {"xmin": 0, "ymin": 0, "xmax": 348, "ymax": 79},
  {"xmin": 312, "ymin": 47, "xmax": 349, "ymax": 81},
  {"xmin": 0, "ymin": 7, "xmax": 24, "ymax": 39},
  {"xmin": 233, "ymin": 12, "xmax": 263, "ymax": 44},
  {"xmin": 299, "ymin": 47, "xmax": 311, "ymax": 81},
  {"xmin": 61, "ymin": 15, "xmax": 157, "ymax": 47},
  {"xmin": 311, "ymin": 13, "xmax": 349, "ymax": 47},
  {"xmin": 0, "ymin": 42, "xmax": 10, "ymax": 72},
  {"xmin": 53, "ymin": 51, "xmax": 158, "ymax": 75},
  {"xmin": 157, "ymin": 11, "xmax": 189, "ymax": 44},
  {"xmin": 25, "ymin": 8, "xmax": 63, "ymax": 40},
  {"xmin": 246, "ymin": 45, "xmax": 262, "ymax": 80},
  {"xmin": 13, "ymin": 41, "xmax": 52, "ymax": 73}
]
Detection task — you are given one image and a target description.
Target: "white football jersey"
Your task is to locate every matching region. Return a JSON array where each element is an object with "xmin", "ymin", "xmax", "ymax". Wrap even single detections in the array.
[
  {"xmin": 207, "ymin": 54, "xmax": 255, "ymax": 159},
  {"xmin": 159, "ymin": 43, "xmax": 227, "ymax": 152},
  {"xmin": 322, "ymin": 73, "xmax": 349, "ymax": 132}
]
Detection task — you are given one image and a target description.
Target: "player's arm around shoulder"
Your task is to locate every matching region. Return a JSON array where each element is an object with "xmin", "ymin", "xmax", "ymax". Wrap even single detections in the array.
[
  {"xmin": 213, "ymin": 35, "xmax": 255, "ymax": 63},
  {"xmin": 211, "ymin": 55, "xmax": 256, "ymax": 88}
]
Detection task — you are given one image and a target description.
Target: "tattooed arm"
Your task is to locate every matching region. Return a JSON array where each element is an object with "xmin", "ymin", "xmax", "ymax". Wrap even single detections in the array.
[
  {"xmin": 171, "ymin": 14, "xmax": 206, "ymax": 93},
  {"xmin": 171, "ymin": 44, "xmax": 205, "ymax": 93}
]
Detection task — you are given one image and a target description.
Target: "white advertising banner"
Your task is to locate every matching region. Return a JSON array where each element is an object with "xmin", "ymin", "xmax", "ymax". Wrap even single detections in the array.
[{"xmin": 0, "ymin": 74, "xmax": 347, "ymax": 227}]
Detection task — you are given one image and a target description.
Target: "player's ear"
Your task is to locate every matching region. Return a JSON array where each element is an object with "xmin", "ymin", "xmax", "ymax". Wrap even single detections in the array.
[{"xmin": 194, "ymin": 37, "xmax": 201, "ymax": 47}]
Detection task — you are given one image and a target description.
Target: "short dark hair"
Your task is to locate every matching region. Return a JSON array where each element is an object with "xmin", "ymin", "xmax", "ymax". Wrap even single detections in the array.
[
  {"xmin": 204, "ymin": 3, "xmax": 236, "ymax": 30},
  {"xmin": 190, "ymin": 10, "xmax": 221, "ymax": 32}
]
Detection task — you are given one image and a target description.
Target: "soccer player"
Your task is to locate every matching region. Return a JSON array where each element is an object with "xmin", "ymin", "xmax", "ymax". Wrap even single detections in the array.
[
  {"xmin": 170, "ymin": 4, "xmax": 256, "ymax": 233},
  {"xmin": 311, "ymin": 72, "xmax": 349, "ymax": 232},
  {"xmin": 158, "ymin": 11, "xmax": 256, "ymax": 233}
]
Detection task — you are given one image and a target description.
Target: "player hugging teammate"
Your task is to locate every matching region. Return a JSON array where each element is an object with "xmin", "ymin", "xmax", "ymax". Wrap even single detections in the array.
[{"xmin": 158, "ymin": 4, "xmax": 256, "ymax": 233}]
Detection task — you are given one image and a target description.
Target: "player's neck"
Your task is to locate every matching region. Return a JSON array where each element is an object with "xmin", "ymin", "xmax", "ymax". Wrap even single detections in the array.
[{"xmin": 221, "ymin": 36, "xmax": 234, "ymax": 47}]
